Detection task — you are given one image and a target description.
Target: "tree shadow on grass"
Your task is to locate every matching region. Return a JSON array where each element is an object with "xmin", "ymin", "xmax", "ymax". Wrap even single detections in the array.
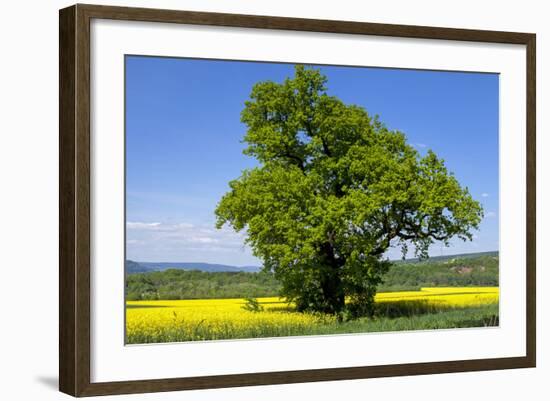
[
  {"xmin": 375, "ymin": 300, "xmax": 450, "ymax": 318},
  {"xmin": 264, "ymin": 300, "xmax": 457, "ymax": 317},
  {"xmin": 374, "ymin": 300, "xmax": 499, "ymax": 326}
]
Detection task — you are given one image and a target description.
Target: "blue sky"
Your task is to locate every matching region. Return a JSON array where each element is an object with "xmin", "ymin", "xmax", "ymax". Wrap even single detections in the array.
[{"xmin": 125, "ymin": 56, "xmax": 499, "ymax": 265}]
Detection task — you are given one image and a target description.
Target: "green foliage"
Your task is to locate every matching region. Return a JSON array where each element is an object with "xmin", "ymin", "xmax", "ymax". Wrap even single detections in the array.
[
  {"xmin": 125, "ymin": 269, "xmax": 280, "ymax": 301},
  {"xmin": 125, "ymin": 274, "xmax": 157, "ymax": 300},
  {"xmin": 242, "ymin": 297, "xmax": 265, "ymax": 312},
  {"xmin": 215, "ymin": 65, "xmax": 483, "ymax": 316}
]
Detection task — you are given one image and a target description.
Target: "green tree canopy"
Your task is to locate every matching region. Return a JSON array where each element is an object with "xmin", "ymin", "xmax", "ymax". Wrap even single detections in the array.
[{"xmin": 215, "ymin": 65, "xmax": 483, "ymax": 317}]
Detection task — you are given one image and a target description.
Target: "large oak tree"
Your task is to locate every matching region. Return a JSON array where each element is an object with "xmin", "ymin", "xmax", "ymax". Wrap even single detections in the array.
[{"xmin": 216, "ymin": 66, "xmax": 483, "ymax": 317}]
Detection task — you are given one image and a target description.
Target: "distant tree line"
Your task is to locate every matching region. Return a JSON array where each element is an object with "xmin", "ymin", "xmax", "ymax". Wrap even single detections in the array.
[
  {"xmin": 126, "ymin": 254, "xmax": 498, "ymax": 301},
  {"xmin": 381, "ymin": 254, "xmax": 498, "ymax": 291},
  {"xmin": 126, "ymin": 269, "xmax": 280, "ymax": 301}
]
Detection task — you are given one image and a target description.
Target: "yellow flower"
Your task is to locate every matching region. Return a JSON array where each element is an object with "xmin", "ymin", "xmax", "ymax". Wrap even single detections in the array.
[{"xmin": 126, "ymin": 287, "xmax": 498, "ymax": 343}]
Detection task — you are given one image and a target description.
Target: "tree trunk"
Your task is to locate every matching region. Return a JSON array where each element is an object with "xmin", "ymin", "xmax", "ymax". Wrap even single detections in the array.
[{"xmin": 320, "ymin": 241, "xmax": 345, "ymax": 314}]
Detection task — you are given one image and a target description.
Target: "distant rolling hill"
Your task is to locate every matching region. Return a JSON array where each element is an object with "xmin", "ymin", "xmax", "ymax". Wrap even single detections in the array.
[
  {"xmin": 125, "ymin": 251, "xmax": 497, "ymax": 275},
  {"xmin": 125, "ymin": 260, "xmax": 152, "ymax": 274},
  {"xmin": 125, "ymin": 260, "xmax": 261, "ymax": 274},
  {"xmin": 393, "ymin": 250, "xmax": 498, "ymax": 265}
]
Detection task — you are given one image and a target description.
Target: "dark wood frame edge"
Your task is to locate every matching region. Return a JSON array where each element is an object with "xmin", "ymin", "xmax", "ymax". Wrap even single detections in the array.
[{"xmin": 59, "ymin": 3, "xmax": 536, "ymax": 397}]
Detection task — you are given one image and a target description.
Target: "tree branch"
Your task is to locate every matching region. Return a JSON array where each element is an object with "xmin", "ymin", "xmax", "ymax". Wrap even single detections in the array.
[
  {"xmin": 281, "ymin": 151, "xmax": 305, "ymax": 171},
  {"xmin": 321, "ymin": 137, "xmax": 332, "ymax": 157}
]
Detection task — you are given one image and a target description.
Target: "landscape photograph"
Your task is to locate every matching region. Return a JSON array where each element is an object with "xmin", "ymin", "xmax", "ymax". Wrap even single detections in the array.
[{"xmin": 124, "ymin": 56, "xmax": 499, "ymax": 344}]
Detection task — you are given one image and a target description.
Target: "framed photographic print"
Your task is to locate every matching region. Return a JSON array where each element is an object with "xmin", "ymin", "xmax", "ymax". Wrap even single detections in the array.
[{"xmin": 59, "ymin": 4, "xmax": 536, "ymax": 397}]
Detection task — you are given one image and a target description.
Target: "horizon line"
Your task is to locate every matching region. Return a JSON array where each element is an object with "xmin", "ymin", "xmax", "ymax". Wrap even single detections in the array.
[{"xmin": 128, "ymin": 249, "xmax": 499, "ymax": 266}]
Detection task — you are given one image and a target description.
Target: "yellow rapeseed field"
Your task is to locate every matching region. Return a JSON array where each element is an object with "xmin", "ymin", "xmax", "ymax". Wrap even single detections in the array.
[
  {"xmin": 126, "ymin": 297, "xmax": 324, "ymax": 342},
  {"xmin": 126, "ymin": 287, "xmax": 498, "ymax": 343},
  {"xmin": 376, "ymin": 287, "xmax": 498, "ymax": 307}
]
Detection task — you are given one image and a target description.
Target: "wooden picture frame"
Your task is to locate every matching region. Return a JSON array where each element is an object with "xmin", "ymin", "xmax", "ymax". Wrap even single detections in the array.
[{"xmin": 59, "ymin": 3, "xmax": 536, "ymax": 397}]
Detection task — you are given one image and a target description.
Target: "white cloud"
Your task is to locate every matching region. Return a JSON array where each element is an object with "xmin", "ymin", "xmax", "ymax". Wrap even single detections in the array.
[
  {"xmin": 486, "ymin": 211, "xmax": 497, "ymax": 218},
  {"xmin": 189, "ymin": 236, "xmax": 218, "ymax": 244},
  {"xmin": 414, "ymin": 143, "xmax": 427, "ymax": 148},
  {"xmin": 127, "ymin": 221, "xmax": 197, "ymax": 232},
  {"xmin": 125, "ymin": 221, "xmax": 258, "ymax": 264},
  {"xmin": 481, "ymin": 193, "xmax": 489, "ymax": 197},
  {"xmin": 126, "ymin": 221, "xmax": 161, "ymax": 229}
]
